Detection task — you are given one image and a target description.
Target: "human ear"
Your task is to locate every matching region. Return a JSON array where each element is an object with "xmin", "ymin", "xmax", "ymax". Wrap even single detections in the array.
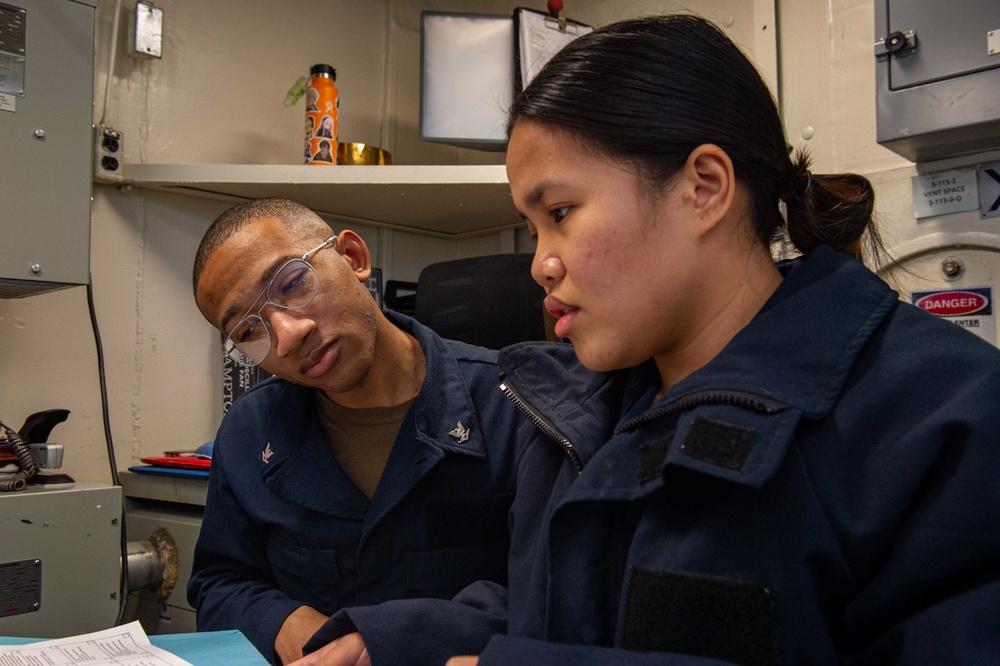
[
  {"xmin": 681, "ymin": 144, "xmax": 736, "ymax": 234},
  {"xmin": 338, "ymin": 230, "xmax": 373, "ymax": 282}
]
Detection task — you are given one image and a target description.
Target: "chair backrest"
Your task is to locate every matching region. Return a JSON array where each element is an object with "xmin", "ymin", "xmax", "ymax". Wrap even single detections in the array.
[{"xmin": 413, "ymin": 253, "xmax": 548, "ymax": 349}]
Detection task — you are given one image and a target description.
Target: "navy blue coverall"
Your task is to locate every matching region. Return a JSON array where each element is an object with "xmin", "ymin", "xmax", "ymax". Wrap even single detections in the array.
[{"xmin": 187, "ymin": 312, "xmax": 522, "ymax": 663}]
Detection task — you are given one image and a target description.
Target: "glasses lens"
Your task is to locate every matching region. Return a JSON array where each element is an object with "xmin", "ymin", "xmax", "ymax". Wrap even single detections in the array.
[
  {"xmin": 268, "ymin": 259, "xmax": 320, "ymax": 308},
  {"xmin": 225, "ymin": 315, "xmax": 270, "ymax": 366}
]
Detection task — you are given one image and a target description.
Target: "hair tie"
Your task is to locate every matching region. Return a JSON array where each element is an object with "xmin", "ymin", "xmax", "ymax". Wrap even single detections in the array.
[{"xmin": 782, "ymin": 169, "xmax": 812, "ymax": 201}]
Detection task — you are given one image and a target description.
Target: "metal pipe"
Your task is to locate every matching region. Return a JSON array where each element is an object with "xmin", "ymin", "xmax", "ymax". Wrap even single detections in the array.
[{"xmin": 126, "ymin": 527, "xmax": 178, "ymax": 600}]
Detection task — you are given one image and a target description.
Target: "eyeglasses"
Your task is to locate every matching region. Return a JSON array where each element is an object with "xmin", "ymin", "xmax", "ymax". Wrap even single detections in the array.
[{"xmin": 223, "ymin": 235, "xmax": 336, "ymax": 367}]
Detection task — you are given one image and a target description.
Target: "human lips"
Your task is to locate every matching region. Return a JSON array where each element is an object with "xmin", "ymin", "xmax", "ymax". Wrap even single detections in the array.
[
  {"xmin": 300, "ymin": 339, "xmax": 339, "ymax": 378},
  {"xmin": 545, "ymin": 296, "xmax": 578, "ymax": 339}
]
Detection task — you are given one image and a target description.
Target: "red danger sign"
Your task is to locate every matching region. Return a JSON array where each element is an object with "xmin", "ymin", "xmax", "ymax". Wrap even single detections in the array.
[{"xmin": 915, "ymin": 290, "xmax": 988, "ymax": 316}]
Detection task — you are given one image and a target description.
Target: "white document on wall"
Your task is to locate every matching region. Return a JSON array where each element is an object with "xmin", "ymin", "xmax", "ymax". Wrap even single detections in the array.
[
  {"xmin": 0, "ymin": 621, "xmax": 194, "ymax": 666},
  {"xmin": 515, "ymin": 8, "xmax": 593, "ymax": 89}
]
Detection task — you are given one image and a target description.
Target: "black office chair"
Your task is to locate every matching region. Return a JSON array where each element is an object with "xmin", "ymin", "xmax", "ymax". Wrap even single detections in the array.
[{"xmin": 412, "ymin": 253, "xmax": 549, "ymax": 349}]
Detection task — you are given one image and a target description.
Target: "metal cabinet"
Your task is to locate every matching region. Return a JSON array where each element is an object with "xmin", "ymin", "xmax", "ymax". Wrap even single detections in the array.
[
  {"xmin": 0, "ymin": 484, "xmax": 123, "ymax": 637},
  {"xmin": 875, "ymin": 0, "xmax": 1000, "ymax": 162},
  {"xmin": 0, "ymin": 0, "xmax": 95, "ymax": 298}
]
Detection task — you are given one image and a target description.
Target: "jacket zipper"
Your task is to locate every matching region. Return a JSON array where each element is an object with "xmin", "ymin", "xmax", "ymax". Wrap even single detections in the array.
[
  {"xmin": 499, "ymin": 379, "xmax": 584, "ymax": 474},
  {"xmin": 614, "ymin": 389, "xmax": 787, "ymax": 436}
]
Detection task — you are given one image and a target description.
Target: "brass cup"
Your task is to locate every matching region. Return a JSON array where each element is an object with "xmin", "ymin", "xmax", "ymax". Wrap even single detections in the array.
[{"xmin": 337, "ymin": 142, "xmax": 392, "ymax": 165}]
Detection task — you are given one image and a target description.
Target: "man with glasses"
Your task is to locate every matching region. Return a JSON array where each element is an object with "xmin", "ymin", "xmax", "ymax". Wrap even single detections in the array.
[{"xmin": 187, "ymin": 198, "xmax": 522, "ymax": 665}]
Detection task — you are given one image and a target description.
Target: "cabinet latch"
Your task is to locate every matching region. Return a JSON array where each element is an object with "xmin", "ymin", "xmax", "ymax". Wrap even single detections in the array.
[{"xmin": 875, "ymin": 30, "xmax": 918, "ymax": 61}]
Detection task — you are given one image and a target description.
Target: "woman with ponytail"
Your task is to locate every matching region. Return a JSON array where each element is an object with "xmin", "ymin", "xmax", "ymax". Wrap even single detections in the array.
[{"xmin": 452, "ymin": 13, "xmax": 1000, "ymax": 666}]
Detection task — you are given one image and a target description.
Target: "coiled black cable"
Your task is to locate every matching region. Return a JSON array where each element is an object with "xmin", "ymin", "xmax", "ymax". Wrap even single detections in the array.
[{"xmin": 0, "ymin": 423, "xmax": 36, "ymax": 492}]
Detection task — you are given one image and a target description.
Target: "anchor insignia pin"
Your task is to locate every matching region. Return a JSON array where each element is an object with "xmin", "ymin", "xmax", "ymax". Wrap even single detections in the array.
[{"xmin": 449, "ymin": 422, "xmax": 470, "ymax": 444}]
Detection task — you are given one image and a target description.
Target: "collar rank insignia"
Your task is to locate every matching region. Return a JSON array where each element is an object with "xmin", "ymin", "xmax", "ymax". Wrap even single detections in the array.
[
  {"xmin": 262, "ymin": 442, "xmax": 274, "ymax": 463},
  {"xmin": 449, "ymin": 421, "xmax": 470, "ymax": 444}
]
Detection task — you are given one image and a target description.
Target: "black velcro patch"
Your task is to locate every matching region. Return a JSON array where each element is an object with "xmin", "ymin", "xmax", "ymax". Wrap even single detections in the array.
[
  {"xmin": 622, "ymin": 567, "xmax": 776, "ymax": 666},
  {"xmin": 681, "ymin": 417, "xmax": 754, "ymax": 470},
  {"xmin": 425, "ymin": 494, "xmax": 512, "ymax": 549},
  {"xmin": 637, "ymin": 436, "xmax": 673, "ymax": 482}
]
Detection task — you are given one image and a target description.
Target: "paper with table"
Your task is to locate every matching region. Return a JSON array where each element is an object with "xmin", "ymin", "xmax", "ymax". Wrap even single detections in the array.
[
  {"xmin": 514, "ymin": 7, "xmax": 593, "ymax": 89},
  {"xmin": 0, "ymin": 621, "xmax": 193, "ymax": 665}
]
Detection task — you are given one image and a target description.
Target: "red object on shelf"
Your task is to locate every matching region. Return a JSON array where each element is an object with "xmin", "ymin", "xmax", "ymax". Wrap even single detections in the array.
[
  {"xmin": 140, "ymin": 456, "xmax": 212, "ymax": 469},
  {"xmin": 547, "ymin": 0, "xmax": 563, "ymax": 14}
]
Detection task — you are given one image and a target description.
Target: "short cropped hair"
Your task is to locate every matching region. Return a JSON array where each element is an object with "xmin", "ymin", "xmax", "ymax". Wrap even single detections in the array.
[{"xmin": 192, "ymin": 198, "xmax": 328, "ymax": 296}]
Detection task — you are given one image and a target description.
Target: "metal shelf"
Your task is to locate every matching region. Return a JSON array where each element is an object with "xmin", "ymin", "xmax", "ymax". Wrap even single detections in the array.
[{"xmin": 122, "ymin": 163, "xmax": 517, "ymax": 237}]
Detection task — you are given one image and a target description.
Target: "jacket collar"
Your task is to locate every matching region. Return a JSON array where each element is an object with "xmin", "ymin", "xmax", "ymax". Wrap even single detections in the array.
[
  {"xmin": 664, "ymin": 246, "xmax": 898, "ymax": 419},
  {"xmin": 259, "ymin": 311, "xmax": 487, "ymax": 518},
  {"xmin": 384, "ymin": 310, "xmax": 487, "ymax": 459}
]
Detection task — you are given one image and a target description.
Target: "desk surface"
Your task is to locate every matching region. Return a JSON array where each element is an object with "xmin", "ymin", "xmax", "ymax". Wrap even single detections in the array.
[{"xmin": 0, "ymin": 629, "xmax": 268, "ymax": 665}]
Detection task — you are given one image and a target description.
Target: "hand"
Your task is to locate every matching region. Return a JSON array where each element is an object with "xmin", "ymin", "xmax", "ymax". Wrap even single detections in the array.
[
  {"xmin": 445, "ymin": 658, "xmax": 479, "ymax": 666},
  {"xmin": 287, "ymin": 632, "xmax": 370, "ymax": 666},
  {"xmin": 275, "ymin": 606, "xmax": 329, "ymax": 665}
]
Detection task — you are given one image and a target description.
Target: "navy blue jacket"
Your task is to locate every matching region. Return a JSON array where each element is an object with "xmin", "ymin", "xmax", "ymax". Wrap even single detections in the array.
[
  {"xmin": 308, "ymin": 247, "xmax": 1000, "ymax": 665},
  {"xmin": 186, "ymin": 312, "xmax": 521, "ymax": 663}
]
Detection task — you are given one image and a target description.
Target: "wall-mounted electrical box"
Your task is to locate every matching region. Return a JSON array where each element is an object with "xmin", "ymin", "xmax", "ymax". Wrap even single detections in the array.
[
  {"xmin": 875, "ymin": 0, "xmax": 1000, "ymax": 162},
  {"xmin": 0, "ymin": 0, "xmax": 95, "ymax": 298}
]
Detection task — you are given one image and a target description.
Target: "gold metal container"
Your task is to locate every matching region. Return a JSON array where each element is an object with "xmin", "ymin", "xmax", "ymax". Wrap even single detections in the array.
[{"xmin": 336, "ymin": 142, "xmax": 392, "ymax": 165}]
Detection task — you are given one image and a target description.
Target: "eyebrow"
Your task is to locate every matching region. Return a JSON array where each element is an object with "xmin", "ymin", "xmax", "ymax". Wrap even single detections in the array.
[
  {"xmin": 219, "ymin": 254, "xmax": 297, "ymax": 333},
  {"xmin": 513, "ymin": 179, "xmax": 556, "ymax": 222}
]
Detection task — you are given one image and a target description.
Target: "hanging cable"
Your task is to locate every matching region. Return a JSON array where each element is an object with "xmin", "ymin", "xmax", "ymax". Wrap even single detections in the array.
[{"xmin": 87, "ymin": 279, "xmax": 128, "ymax": 625}]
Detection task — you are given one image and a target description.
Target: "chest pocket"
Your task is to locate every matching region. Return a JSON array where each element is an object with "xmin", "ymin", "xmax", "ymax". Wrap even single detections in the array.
[
  {"xmin": 266, "ymin": 531, "xmax": 341, "ymax": 614},
  {"xmin": 403, "ymin": 494, "xmax": 513, "ymax": 597},
  {"xmin": 404, "ymin": 542, "xmax": 507, "ymax": 597},
  {"xmin": 621, "ymin": 566, "xmax": 776, "ymax": 666}
]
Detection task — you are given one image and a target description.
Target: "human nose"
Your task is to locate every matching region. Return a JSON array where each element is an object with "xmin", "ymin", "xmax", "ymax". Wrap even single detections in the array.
[
  {"xmin": 267, "ymin": 307, "xmax": 315, "ymax": 358},
  {"xmin": 531, "ymin": 250, "xmax": 565, "ymax": 289}
]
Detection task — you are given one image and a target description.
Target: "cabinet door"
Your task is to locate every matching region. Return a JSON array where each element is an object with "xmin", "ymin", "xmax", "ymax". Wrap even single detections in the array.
[
  {"xmin": 887, "ymin": 0, "xmax": 1000, "ymax": 91},
  {"xmin": 0, "ymin": 0, "xmax": 94, "ymax": 295}
]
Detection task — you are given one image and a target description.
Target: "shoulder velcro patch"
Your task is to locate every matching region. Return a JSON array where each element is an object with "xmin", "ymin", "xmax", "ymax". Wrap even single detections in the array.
[
  {"xmin": 680, "ymin": 416, "xmax": 754, "ymax": 470},
  {"xmin": 622, "ymin": 566, "xmax": 776, "ymax": 665}
]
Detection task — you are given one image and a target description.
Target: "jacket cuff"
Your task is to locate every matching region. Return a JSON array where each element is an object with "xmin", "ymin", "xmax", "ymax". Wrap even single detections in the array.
[
  {"xmin": 259, "ymin": 599, "xmax": 315, "ymax": 664},
  {"xmin": 301, "ymin": 609, "xmax": 358, "ymax": 655}
]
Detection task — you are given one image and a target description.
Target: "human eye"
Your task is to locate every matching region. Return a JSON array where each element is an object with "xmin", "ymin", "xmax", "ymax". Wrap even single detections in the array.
[
  {"xmin": 277, "ymin": 265, "xmax": 310, "ymax": 297},
  {"xmin": 550, "ymin": 206, "xmax": 570, "ymax": 224},
  {"xmin": 233, "ymin": 318, "xmax": 260, "ymax": 343}
]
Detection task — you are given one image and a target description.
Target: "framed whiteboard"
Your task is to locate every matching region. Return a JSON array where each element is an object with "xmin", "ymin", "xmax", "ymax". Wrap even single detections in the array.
[{"xmin": 420, "ymin": 12, "xmax": 515, "ymax": 151}]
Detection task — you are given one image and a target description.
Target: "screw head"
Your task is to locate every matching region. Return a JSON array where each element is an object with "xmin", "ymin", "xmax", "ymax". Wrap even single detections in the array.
[
  {"xmin": 33, "ymin": 129, "xmax": 44, "ymax": 139},
  {"xmin": 941, "ymin": 257, "xmax": 965, "ymax": 280},
  {"xmin": 30, "ymin": 264, "xmax": 41, "ymax": 273}
]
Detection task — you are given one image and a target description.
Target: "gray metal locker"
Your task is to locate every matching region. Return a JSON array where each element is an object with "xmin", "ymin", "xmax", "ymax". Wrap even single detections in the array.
[{"xmin": 0, "ymin": 0, "xmax": 95, "ymax": 298}]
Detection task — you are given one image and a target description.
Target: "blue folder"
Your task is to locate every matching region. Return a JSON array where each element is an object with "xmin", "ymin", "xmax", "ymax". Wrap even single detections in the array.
[
  {"xmin": 128, "ymin": 464, "xmax": 211, "ymax": 479},
  {"xmin": 0, "ymin": 629, "xmax": 268, "ymax": 665}
]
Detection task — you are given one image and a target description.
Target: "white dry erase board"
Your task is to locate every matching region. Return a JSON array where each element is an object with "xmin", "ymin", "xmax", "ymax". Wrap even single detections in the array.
[{"xmin": 420, "ymin": 12, "xmax": 515, "ymax": 151}]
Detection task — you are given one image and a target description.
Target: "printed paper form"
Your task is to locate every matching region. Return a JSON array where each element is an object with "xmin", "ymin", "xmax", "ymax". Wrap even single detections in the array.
[
  {"xmin": 516, "ymin": 8, "xmax": 593, "ymax": 87},
  {"xmin": 0, "ymin": 621, "xmax": 193, "ymax": 666}
]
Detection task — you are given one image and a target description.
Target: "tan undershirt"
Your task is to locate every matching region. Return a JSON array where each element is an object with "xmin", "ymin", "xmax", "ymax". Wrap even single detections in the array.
[{"xmin": 313, "ymin": 390, "xmax": 416, "ymax": 500}]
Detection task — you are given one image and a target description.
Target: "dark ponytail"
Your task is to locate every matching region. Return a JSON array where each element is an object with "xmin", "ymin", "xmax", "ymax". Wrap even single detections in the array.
[
  {"xmin": 508, "ymin": 15, "xmax": 883, "ymax": 265},
  {"xmin": 781, "ymin": 150, "xmax": 883, "ymax": 263}
]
